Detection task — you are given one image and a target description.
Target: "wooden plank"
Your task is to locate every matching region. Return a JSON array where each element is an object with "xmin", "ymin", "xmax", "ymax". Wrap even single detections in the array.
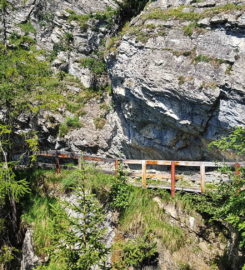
[
  {"xmin": 128, "ymin": 172, "xmax": 184, "ymax": 180},
  {"xmin": 83, "ymin": 156, "xmax": 115, "ymax": 162},
  {"xmin": 55, "ymin": 156, "xmax": 61, "ymax": 174},
  {"xmin": 131, "ymin": 182, "xmax": 200, "ymax": 193},
  {"xmin": 142, "ymin": 160, "xmax": 147, "ymax": 188},
  {"xmin": 114, "ymin": 160, "xmax": 119, "ymax": 176},
  {"xmin": 78, "ymin": 157, "xmax": 82, "ymax": 170},
  {"xmin": 146, "ymin": 160, "xmax": 171, "ymax": 165},
  {"xmin": 234, "ymin": 163, "xmax": 241, "ymax": 176},
  {"xmin": 171, "ymin": 161, "xmax": 176, "ymax": 197},
  {"xmin": 123, "ymin": 160, "xmax": 143, "ymax": 165},
  {"xmin": 200, "ymin": 164, "xmax": 206, "ymax": 193}
]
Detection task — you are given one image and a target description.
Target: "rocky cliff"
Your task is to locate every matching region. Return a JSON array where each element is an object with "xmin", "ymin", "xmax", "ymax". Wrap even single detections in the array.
[
  {"xmin": 1, "ymin": 0, "xmax": 245, "ymax": 160},
  {"xmin": 107, "ymin": 0, "xmax": 245, "ymax": 160}
]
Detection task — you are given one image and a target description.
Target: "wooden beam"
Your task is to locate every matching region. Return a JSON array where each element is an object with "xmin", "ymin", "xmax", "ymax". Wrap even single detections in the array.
[
  {"xmin": 128, "ymin": 172, "xmax": 183, "ymax": 180},
  {"xmin": 114, "ymin": 160, "xmax": 119, "ymax": 176},
  {"xmin": 123, "ymin": 160, "xmax": 143, "ymax": 165},
  {"xmin": 55, "ymin": 156, "xmax": 61, "ymax": 174},
  {"xmin": 234, "ymin": 163, "xmax": 241, "ymax": 176},
  {"xmin": 78, "ymin": 157, "xmax": 82, "ymax": 170},
  {"xmin": 200, "ymin": 164, "xmax": 206, "ymax": 193},
  {"xmin": 171, "ymin": 161, "xmax": 176, "ymax": 197},
  {"xmin": 146, "ymin": 160, "xmax": 171, "ymax": 165},
  {"xmin": 142, "ymin": 160, "xmax": 147, "ymax": 188}
]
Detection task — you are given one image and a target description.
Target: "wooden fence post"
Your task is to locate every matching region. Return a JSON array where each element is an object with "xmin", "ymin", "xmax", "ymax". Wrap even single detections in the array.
[
  {"xmin": 115, "ymin": 160, "xmax": 119, "ymax": 176},
  {"xmin": 142, "ymin": 160, "xmax": 147, "ymax": 188},
  {"xmin": 200, "ymin": 164, "xmax": 206, "ymax": 193},
  {"xmin": 78, "ymin": 156, "xmax": 82, "ymax": 170},
  {"xmin": 171, "ymin": 161, "xmax": 176, "ymax": 197},
  {"xmin": 234, "ymin": 163, "xmax": 241, "ymax": 176},
  {"xmin": 55, "ymin": 154, "xmax": 61, "ymax": 174}
]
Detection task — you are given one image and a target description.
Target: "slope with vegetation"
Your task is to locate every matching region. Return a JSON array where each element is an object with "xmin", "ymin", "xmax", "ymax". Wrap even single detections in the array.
[{"xmin": 0, "ymin": 0, "xmax": 244, "ymax": 269}]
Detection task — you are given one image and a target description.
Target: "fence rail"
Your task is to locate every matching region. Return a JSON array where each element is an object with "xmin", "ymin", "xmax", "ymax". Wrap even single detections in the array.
[{"xmin": 36, "ymin": 151, "xmax": 245, "ymax": 197}]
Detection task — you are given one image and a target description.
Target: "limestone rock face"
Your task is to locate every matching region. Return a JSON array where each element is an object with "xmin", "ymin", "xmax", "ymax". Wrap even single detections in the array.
[
  {"xmin": 1, "ymin": 0, "xmax": 245, "ymax": 160},
  {"xmin": 106, "ymin": 0, "xmax": 245, "ymax": 160},
  {"xmin": 21, "ymin": 229, "xmax": 39, "ymax": 270},
  {"xmin": 1, "ymin": 0, "xmax": 119, "ymax": 84}
]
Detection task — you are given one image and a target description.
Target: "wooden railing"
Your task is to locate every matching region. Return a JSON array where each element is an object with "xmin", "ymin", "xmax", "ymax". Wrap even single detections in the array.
[{"xmin": 36, "ymin": 151, "xmax": 245, "ymax": 197}]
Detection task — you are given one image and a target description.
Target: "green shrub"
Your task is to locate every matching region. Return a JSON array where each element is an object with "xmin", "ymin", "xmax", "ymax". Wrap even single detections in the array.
[
  {"xmin": 194, "ymin": 54, "xmax": 211, "ymax": 63},
  {"xmin": 143, "ymin": 7, "xmax": 202, "ymax": 22},
  {"xmin": 66, "ymin": 9, "xmax": 90, "ymax": 30},
  {"xmin": 110, "ymin": 177, "xmax": 131, "ymax": 211},
  {"xmin": 113, "ymin": 232, "xmax": 158, "ymax": 269},
  {"xmin": 183, "ymin": 23, "xmax": 197, "ymax": 36},
  {"xmin": 21, "ymin": 195, "xmax": 58, "ymax": 256},
  {"xmin": 93, "ymin": 117, "xmax": 106, "ymax": 129},
  {"xmin": 80, "ymin": 57, "xmax": 106, "ymax": 75},
  {"xmin": 59, "ymin": 116, "xmax": 82, "ymax": 137},
  {"xmin": 19, "ymin": 22, "xmax": 36, "ymax": 34},
  {"xmin": 120, "ymin": 187, "xmax": 185, "ymax": 251}
]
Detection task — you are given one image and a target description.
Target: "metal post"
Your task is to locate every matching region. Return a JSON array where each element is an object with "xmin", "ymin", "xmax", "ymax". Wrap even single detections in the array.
[
  {"xmin": 200, "ymin": 164, "xmax": 206, "ymax": 193},
  {"xmin": 171, "ymin": 161, "xmax": 176, "ymax": 197},
  {"xmin": 142, "ymin": 160, "xmax": 147, "ymax": 188}
]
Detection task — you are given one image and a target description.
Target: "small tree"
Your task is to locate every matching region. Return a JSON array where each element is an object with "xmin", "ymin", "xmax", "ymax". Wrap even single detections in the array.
[{"xmin": 41, "ymin": 184, "xmax": 109, "ymax": 270}]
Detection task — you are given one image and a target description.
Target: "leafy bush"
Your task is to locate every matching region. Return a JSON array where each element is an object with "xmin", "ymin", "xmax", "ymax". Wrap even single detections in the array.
[
  {"xmin": 113, "ymin": 232, "xmax": 158, "ymax": 269},
  {"xmin": 94, "ymin": 117, "xmax": 106, "ymax": 129},
  {"xmin": 80, "ymin": 57, "xmax": 106, "ymax": 75},
  {"xmin": 41, "ymin": 187, "xmax": 109, "ymax": 270},
  {"xmin": 119, "ymin": 187, "xmax": 185, "ymax": 251},
  {"xmin": 19, "ymin": 22, "xmax": 36, "ymax": 34},
  {"xmin": 110, "ymin": 177, "xmax": 131, "ymax": 211},
  {"xmin": 59, "ymin": 116, "xmax": 82, "ymax": 137},
  {"xmin": 209, "ymin": 126, "xmax": 245, "ymax": 156}
]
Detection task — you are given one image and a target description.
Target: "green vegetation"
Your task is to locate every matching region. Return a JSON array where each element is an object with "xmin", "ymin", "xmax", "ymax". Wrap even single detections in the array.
[
  {"xmin": 143, "ymin": 6, "xmax": 202, "ymax": 22},
  {"xmin": 66, "ymin": 9, "xmax": 91, "ymax": 30},
  {"xmin": 66, "ymin": 7, "xmax": 118, "ymax": 30},
  {"xmin": 183, "ymin": 22, "xmax": 198, "ymax": 36},
  {"xmin": 178, "ymin": 127, "xmax": 245, "ymax": 269},
  {"xmin": 94, "ymin": 117, "xmax": 106, "ymax": 130},
  {"xmin": 119, "ymin": 188, "xmax": 184, "ymax": 252},
  {"xmin": 143, "ymin": 3, "xmax": 245, "ymax": 23},
  {"xmin": 113, "ymin": 232, "xmax": 158, "ymax": 269},
  {"xmin": 19, "ymin": 22, "xmax": 36, "ymax": 34},
  {"xmin": 80, "ymin": 57, "xmax": 106, "ymax": 75},
  {"xmin": 59, "ymin": 116, "xmax": 82, "ymax": 137},
  {"xmin": 210, "ymin": 126, "xmax": 245, "ymax": 156},
  {"xmin": 21, "ymin": 168, "xmax": 117, "ymax": 268}
]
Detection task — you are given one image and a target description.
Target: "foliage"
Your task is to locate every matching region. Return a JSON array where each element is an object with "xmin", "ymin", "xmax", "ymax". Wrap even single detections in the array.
[
  {"xmin": 113, "ymin": 232, "xmax": 158, "ymax": 269},
  {"xmin": 180, "ymin": 127, "xmax": 245, "ymax": 260},
  {"xmin": 119, "ymin": 187, "xmax": 185, "ymax": 251},
  {"xmin": 80, "ymin": 57, "xmax": 106, "ymax": 75},
  {"xmin": 209, "ymin": 126, "xmax": 245, "ymax": 156},
  {"xmin": 0, "ymin": 42, "xmax": 63, "ymax": 121},
  {"xmin": 22, "ymin": 195, "xmax": 58, "ymax": 256},
  {"xmin": 67, "ymin": 7, "xmax": 117, "ymax": 30},
  {"xmin": 0, "ymin": 166, "xmax": 30, "ymax": 203},
  {"xmin": 38, "ymin": 186, "xmax": 109, "ymax": 270},
  {"xmin": 19, "ymin": 22, "xmax": 36, "ymax": 34},
  {"xmin": 94, "ymin": 117, "xmax": 106, "ymax": 130},
  {"xmin": 0, "ymin": 245, "xmax": 17, "ymax": 265},
  {"xmin": 183, "ymin": 23, "xmax": 197, "ymax": 36},
  {"xmin": 59, "ymin": 116, "xmax": 82, "ymax": 137},
  {"xmin": 110, "ymin": 172, "xmax": 131, "ymax": 211},
  {"xmin": 143, "ymin": 3, "xmax": 245, "ymax": 23}
]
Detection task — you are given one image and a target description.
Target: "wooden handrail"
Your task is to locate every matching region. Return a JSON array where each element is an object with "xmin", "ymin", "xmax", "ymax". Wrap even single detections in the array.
[{"xmin": 36, "ymin": 151, "xmax": 245, "ymax": 196}]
